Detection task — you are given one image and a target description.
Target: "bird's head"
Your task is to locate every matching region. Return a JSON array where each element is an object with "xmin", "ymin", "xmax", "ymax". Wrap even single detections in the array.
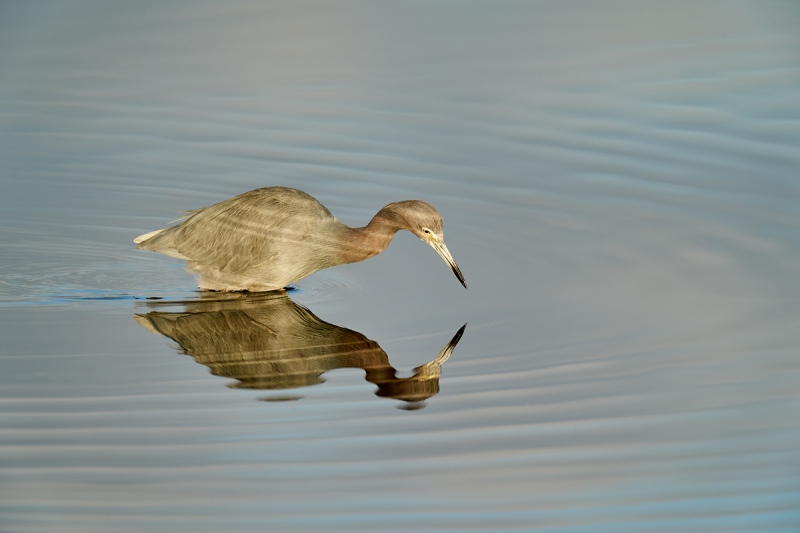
[{"xmin": 385, "ymin": 200, "xmax": 467, "ymax": 290}]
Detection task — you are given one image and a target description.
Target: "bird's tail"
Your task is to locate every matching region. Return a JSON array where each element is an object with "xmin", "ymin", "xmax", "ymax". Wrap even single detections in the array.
[{"xmin": 134, "ymin": 228, "xmax": 166, "ymax": 245}]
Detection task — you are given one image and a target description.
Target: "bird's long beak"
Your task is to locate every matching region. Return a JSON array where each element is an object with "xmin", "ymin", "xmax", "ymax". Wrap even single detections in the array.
[{"xmin": 431, "ymin": 241, "xmax": 468, "ymax": 289}]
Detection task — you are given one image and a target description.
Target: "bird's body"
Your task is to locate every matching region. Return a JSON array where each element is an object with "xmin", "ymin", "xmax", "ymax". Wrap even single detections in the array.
[{"xmin": 135, "ymin": 187, "xmax": 466, "ymax": 292}]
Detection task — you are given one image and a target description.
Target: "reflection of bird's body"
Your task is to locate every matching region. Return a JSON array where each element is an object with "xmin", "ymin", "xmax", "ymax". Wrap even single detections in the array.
[
  {"xmin": 135, "ymin": 187, "xmax": 466, "ymax": 292},
  {"xmin": 135, "ymin": 292, "xmax": 466, "ymax": 406}
]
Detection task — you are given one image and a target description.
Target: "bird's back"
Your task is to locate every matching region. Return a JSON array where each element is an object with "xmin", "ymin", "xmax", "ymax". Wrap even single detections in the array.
[{"xmin": 136, "ymin": 187, "xmax": 347, "ymax": 291}]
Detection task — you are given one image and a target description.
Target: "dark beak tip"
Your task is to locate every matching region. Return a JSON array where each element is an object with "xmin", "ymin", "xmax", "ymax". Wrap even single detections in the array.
[
  {"xmin": 452, "ymin": 268, "xmax": 467, "ymax": 290},
  {"xmin": 451, "ymin": 269, "xmax": 467, "ymax": 289}
]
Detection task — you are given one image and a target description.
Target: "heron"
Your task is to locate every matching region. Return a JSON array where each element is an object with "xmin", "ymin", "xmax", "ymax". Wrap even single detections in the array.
[{"xmin": 134, "ymin": 186, "xmax": 467, "ymax": 292}]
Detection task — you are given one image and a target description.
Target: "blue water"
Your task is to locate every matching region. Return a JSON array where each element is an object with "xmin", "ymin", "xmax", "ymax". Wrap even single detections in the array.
[{"xmin": 1, "ymin": 1, "xmax": 799, "ymax": 532}]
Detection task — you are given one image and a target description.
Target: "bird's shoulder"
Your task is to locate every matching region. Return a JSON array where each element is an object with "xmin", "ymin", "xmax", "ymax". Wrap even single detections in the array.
[{"xmin": 198, "ymin": 187, "xmax": 335, "ymax": 227}]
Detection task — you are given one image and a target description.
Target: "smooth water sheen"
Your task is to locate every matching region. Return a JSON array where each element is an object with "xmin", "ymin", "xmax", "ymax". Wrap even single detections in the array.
[{"xmin": 1, "ymin": 2, "xmax": 799, "ymax": 532}]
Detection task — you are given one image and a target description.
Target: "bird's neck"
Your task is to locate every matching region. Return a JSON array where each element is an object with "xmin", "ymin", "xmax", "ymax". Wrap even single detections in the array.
[{"xmin": 340, "ymin": 209, "xmax": 404, "ymax": 264}]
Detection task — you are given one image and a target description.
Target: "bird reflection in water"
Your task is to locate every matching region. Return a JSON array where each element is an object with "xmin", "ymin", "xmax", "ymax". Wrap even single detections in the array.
[{"xmin": 134, "ymin": 292, "xmax": 465, "ymax": 409}]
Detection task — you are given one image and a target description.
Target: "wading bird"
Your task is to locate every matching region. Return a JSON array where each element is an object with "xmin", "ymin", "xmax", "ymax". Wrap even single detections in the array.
[{"xmin": 135, "ymin": 187, "xmax": 467, "ymax": 292}]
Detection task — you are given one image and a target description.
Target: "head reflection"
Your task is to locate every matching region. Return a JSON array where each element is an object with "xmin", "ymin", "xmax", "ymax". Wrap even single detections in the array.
[{"xmin": 135, "ymin": 292, "xmax": 465, "ymax": 408}]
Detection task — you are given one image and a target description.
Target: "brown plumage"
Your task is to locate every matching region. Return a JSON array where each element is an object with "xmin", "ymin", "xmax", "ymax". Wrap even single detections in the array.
[{"xmin": 134, "ymin": 186, "xmax": 467, "ymax": 292}]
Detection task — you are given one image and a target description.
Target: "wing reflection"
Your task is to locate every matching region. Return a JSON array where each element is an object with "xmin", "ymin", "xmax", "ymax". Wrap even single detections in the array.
[{"xmin": 134, "ymin": 292, "xmax": 465, "ymax": 408}]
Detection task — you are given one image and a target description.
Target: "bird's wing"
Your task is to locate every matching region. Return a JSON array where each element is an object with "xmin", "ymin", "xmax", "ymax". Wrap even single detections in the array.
[{"xmin": 168, "ymin": 188, "xmax": 338, "ymax": 274}]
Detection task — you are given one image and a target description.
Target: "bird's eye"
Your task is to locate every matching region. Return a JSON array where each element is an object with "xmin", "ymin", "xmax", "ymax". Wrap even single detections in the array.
[{"xmin": 422, "ymin": 228, "xmax": 432, "ymax": 235}]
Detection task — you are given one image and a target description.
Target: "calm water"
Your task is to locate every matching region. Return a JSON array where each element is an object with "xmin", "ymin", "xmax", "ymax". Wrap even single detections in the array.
[{"xmin": 2, "ymin": 2, "xmax": 799, "ymax": 532}]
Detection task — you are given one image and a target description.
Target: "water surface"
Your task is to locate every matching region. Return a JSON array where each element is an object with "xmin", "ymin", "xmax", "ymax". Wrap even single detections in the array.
[{"xmin": 1, "ymin": 2, "xmax": 799, "ymax": 532}]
